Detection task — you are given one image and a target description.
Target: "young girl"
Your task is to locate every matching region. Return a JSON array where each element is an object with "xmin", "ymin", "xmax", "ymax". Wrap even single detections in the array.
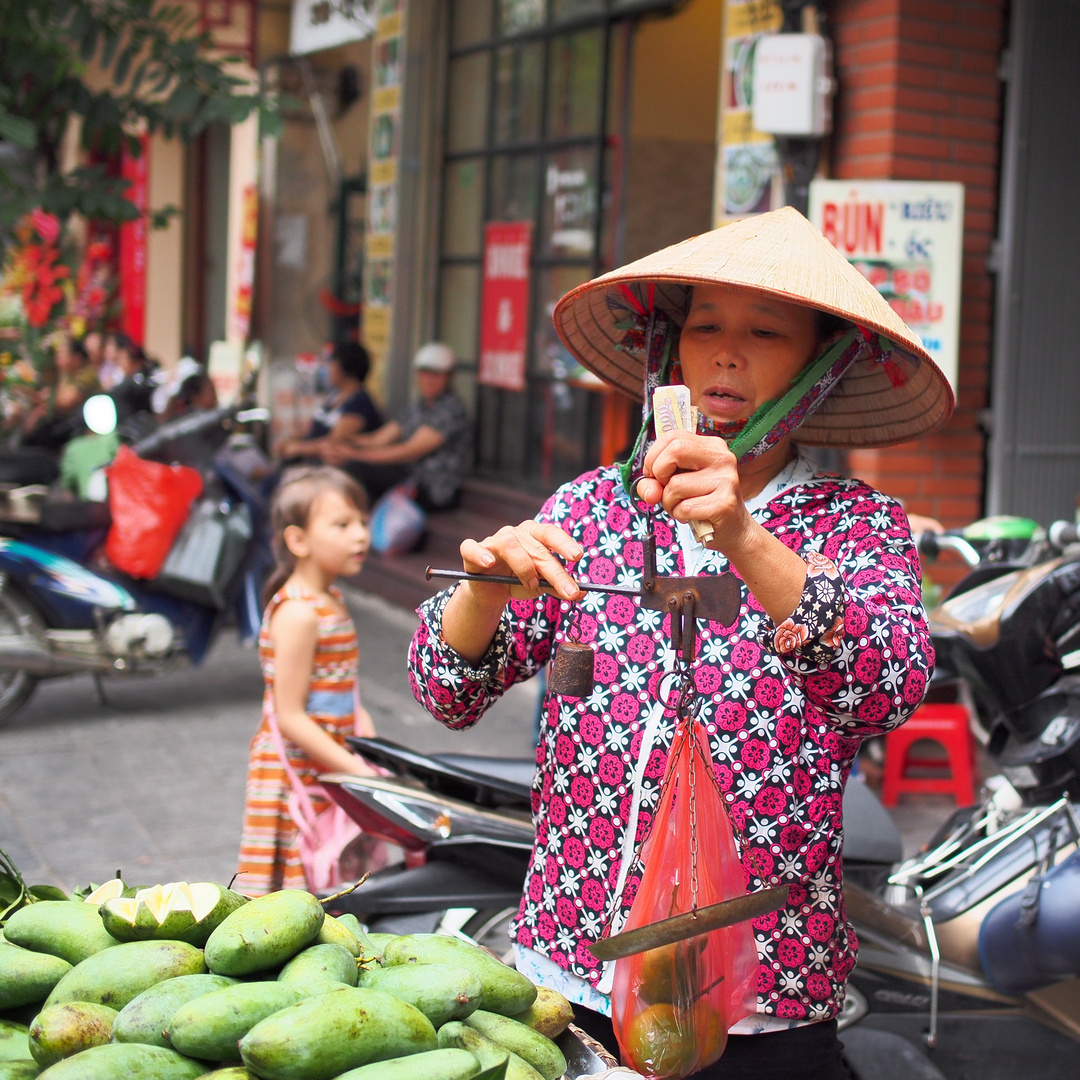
[{"xmin": 237, "ymin": 466, "xmax": 377, "ymax": 895}]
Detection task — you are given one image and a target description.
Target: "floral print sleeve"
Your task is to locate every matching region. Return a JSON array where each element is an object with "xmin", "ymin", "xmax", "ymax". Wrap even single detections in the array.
[
  {"xmin": 408, "ymin": 494, "xmax": 573, "ymax": 730},
  {"xmin": 755, "ymin": 487, "xmax": 933, "ymax": 738}
]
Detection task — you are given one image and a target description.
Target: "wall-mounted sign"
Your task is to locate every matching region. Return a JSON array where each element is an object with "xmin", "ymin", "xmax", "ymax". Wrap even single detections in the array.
[
  {"xmin": 118, "ymin": 133, "xmax": 148, "ymax": 346},
  {"xmin": 714, "ymin": 0, "xmax": 783, "ymax": 222},
  {"xmin": 479, "ymin": 222, "xmax": 532, "ymax": 392},
  {"xmin": 808, "ymin": 179, "xmax": 965, "ymax": 391},
  {"xmin": 290, "ymin": 0, "xmax": 375, "ymax": 56}
]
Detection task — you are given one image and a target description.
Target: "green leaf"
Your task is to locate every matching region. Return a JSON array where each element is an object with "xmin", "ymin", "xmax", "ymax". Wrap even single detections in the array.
[
  {"xmin": 28, "ymin": 885, "xmax": 69, "ymax": 902},
  {"xmin": 114, "ymin": 43, "xmax": 136, "ymax": 87},
  {"xmin": 0, "ymin": 111, "xmax": 37, "ymax": 149},
  {"xmin": 101, "ymin": 27, "xmax": 121, "ymax": 69}
]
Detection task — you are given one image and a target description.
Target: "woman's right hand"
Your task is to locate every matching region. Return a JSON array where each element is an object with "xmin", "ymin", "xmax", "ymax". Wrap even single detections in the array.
[{"xmin": 459, "ymin": 521, "xmax": 586, "ymax": 609}]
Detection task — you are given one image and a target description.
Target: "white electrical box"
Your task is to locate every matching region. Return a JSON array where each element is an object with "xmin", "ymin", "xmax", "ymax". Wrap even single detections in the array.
[{"xmin": 751, "ymin": 33, "xmax": 833, "ymax": 137}]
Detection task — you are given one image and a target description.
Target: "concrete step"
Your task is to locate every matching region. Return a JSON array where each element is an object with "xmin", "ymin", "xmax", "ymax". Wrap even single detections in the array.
[{"xmin": 354, "ymin": 480, "xmax": 549, "ymax": 611}]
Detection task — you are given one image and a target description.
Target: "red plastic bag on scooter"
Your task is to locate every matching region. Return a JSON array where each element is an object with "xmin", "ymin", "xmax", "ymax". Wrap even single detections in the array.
[
  {"xmin": 611, "ymin": 718, "xmax": 758, "ymax": 1078},
  {"xmin": 105, "ymin": 445, "xmax": 203, "ymax": 579}
]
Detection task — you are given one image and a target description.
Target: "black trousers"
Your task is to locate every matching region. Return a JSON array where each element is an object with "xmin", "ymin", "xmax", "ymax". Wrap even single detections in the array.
[{"xmin": 572, "ymin": 1007, "xmax": 852, "ymax": 1080}]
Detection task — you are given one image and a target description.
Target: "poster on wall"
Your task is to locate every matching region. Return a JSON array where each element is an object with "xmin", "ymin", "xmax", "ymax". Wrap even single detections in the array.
[
  {"xmin": 361, "ymin": 0, "xmax": 406, "ymax": 387},
  {"xmin": 808, "ymin": 179, "xmax": 965, "ymax": 391},
  {"xmin": 714, "ymin": 0, "xmax": 783, "ymax": 223},
  {"xmin": 118, "ymin": 133, "xmax": 148, "ymax": 345},
  {"xmin": 289, "ymin": 0, "xmax": 376, "ymax": 55},
  {"xmin": 479, "ymin": 222, "xmax": 532, "ymax": 392}
]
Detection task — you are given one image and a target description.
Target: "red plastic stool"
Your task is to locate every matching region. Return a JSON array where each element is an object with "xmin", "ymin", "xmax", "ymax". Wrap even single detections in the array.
[{"xmin": 881, "ymin": 704, "xmax": 977, "ymax": 807}]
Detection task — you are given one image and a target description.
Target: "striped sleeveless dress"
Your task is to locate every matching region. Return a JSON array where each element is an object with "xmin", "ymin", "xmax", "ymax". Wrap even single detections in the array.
[{"xmin": 236, "ymin": 584, "xmax": 359, "ymax": 895}]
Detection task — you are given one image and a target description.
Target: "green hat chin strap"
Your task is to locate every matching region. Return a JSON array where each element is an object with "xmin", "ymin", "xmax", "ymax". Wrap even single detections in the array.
[{"xmin": 619, "ymin": 326, "xmax": 863, "ymax": 497}]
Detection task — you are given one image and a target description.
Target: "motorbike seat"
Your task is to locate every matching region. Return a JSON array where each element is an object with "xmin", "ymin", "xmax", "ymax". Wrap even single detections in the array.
[
  {"xmin": 0, "ymin": 450, "xmax": 60, "ymax": 486},
  {"xmin": 434, "ymin": 753, "xmax": 535, "ymax": 793}
]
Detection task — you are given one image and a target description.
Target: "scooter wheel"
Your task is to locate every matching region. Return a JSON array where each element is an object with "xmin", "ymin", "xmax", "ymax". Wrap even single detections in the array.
[{"xmin": 0, "ymin": 585, "xmax": 41, "ymax": 726}]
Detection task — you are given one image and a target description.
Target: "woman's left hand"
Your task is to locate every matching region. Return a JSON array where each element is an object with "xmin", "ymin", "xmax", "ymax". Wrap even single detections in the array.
[{"xmin": 638, "ymin": 430, "xmax": 751, "ymax": 553}]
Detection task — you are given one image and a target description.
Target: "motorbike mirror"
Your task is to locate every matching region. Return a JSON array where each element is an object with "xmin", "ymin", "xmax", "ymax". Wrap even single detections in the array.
[{"xmin": 84, "ymin": 394, "xmax": 118, "ymax": 436}]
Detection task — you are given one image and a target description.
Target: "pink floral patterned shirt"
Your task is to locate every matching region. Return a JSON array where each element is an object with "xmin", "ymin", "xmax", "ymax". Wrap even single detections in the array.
[{"xmin": 408, "ymin": 464, "xmax": 932, "ymax": 1023}]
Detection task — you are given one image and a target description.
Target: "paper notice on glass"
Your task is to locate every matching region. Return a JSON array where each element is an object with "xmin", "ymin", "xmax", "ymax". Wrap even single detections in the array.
[{"xmin": 651, "ymin": 387, "xmax": 715, "ymax": 546}]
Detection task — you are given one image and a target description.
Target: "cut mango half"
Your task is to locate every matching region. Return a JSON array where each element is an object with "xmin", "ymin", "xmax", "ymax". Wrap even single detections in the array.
[{"xmin": 100, "ymin": 881, "xmax": 247, "ymax": 947}]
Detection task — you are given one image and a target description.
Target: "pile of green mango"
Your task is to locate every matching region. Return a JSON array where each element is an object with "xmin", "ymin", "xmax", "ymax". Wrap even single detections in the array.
[{"xmin": 0, "ymin": 879, "xmax": 577, "ymax": 1080}]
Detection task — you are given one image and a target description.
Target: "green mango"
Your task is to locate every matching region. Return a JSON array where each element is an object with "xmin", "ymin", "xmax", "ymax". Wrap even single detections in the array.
[
  {"xmin": 100, "ymin": 883, "xmax": 248, "ymax": 948},
  {"xmin": 27, "ymin": 1003, "xmax": 116, "ymax": 1069},
  {"xmin": 113, "ymin": 973, "xmax": 240, "ymax": 1048},
  {"xmin": 357, "ymin": 962, "xmax": 483, "ymax": 1027},
  {"xmin": 509, "ymin": 986, "xmax": 574, "ymax": 1039},
  {"xmin": 166, "ymin": 982, "xmax": 306, "ymax": 1063},
  {"xmin": 0, "ymin": 1021, "xmax": 30, "ymax": 1063},
  {"xmin": 204, "ymin": 891, "xmax": 324, "ymax": 977},
  {"xmin": 29, "ymin": 1042, "xmax": 206, "ymax": 1078},
  {"xmin": 463, "ymin": 1010, "xmax": 566, "ymax": 1080},
  {"xmin": 0, "ymin": 1061, "xmax": 39, "ymax": 1080},
  {"xmin": 314, "ymin": 915, "xmax": 362, "ymax": 957},
  {"xmin": 2, "ymin": 903, "xmax": 119, "ymax": 967},
  {"xmin": 276, "ymin": 943, "xmax": 357, "ymax": 995},
  {"xmin": 365, "ymin": 931, "xmax": 398, "ymax": 952},
  {"xmin": 438, "ymin": 1022, "xmax": 541, "ymax": 1080},
  {"xmin": 381, "ymin": 935, "xmax": 537, "ymax": 1016},
  {"xmin": 334, "ymin": 1047, "xmax": 482, "ymax": 1080},
  {"xmin": 239, "ymin": 987, "xmax": 437, "ymax": 1080},
  {"xmin": 0, "ymin": 946, "xmax": 71, "ymax": 1010},
  {"xmin": 200, "ymin": 1070, "xmax": 252, "ymax": 1079},
  {"xmin": 44, "ymin": 940, "xmax": 206, "ymax": 1011}
]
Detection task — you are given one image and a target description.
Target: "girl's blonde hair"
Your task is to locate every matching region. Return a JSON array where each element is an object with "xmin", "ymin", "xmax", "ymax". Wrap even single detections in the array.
[{"xmin": 263, "ymin": 466, "xmax": 369, "ymax": 606}]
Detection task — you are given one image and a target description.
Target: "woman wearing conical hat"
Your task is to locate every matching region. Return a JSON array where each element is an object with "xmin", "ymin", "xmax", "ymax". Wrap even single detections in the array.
[{"xmin": 408, "ymin": 208, "xmax": 952, "ymax": 1079}]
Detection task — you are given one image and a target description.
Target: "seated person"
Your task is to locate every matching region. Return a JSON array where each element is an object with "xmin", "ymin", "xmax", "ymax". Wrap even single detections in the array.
[
  {"xmin": 110, "ymin": 334, "xmax": 156, "ymax": 421},
  {"xmin": 322, "ymin": 342, "xmax": 469, "ymax": 512},
  {"xmin": 276, "ymin": 341, "xmax": 382, "ymax": 464},
  {"xmin": 22, "ymin": 336, "xmax": 101, "ymax": 450},
  {"xmin": 164, "ymin": 371, "xmax": 218, "ymax": 419}
]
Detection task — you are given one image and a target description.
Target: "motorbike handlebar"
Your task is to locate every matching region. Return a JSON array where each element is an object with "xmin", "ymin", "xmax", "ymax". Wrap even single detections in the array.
[
  {"xmin": 130, "ymin": 401, "xmax": 256, "ymax": 458},
  {"xmin": 916, "ymin": 531, "xmax": 982, "ymax": 567}
]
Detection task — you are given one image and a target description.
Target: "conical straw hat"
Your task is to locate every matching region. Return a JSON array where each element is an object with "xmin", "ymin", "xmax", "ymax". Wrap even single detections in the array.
[{"xmin": 553, "ymin": 206, "xmax": 954, "ymax": 448}]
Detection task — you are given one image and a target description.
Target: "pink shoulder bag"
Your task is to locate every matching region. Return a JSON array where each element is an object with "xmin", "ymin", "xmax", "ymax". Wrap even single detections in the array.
[{"xmin": 265, "ymin": 686, "xmax": 364, "ymax": 892}]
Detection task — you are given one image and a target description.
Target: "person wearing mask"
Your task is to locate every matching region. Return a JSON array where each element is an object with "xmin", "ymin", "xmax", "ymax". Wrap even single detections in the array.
[
  {"xmin": 322, "ymin": 342, "xmax": 469, "ymax": 512},
  {"xmin": 277, "ymin": 342, "xmax": 382, "ymax": 464}
]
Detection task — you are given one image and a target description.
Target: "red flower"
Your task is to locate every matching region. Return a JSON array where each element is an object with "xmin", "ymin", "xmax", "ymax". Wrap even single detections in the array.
[{"xmin": 30, "ymin": 209, "xmax": 61, "ymax": 245}]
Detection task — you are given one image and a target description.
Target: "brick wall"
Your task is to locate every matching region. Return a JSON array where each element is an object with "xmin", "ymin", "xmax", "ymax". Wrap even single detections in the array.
[{"xmin": 827, "ymin": 0, "xmax": 1007, "ymax": 534}]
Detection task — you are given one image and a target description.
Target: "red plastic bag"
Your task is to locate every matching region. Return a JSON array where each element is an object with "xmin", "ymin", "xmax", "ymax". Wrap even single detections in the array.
[
  {"xmin": 105, "ymin": 445, "xmax": 203, "ymax": 579},
  {"xmin": 612, "ymin": 718, "xmax": 759, "ymax": 1078}
]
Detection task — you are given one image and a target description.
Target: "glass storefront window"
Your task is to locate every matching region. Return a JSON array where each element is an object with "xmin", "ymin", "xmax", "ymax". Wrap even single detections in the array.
[
  {"xmin": 442, "ymin": 159, "xmax": 486, "ymax": 258},
  {"xmin": 552, "ymin": 0, "xmax": 605, "ymax": 21},
  {"xmin": 493, "ymin": 41, "xmax": 543, "ymax": 145},
  {"xmin": 451, "ymin": 0, "xmax": 493, "ymax": 49},
  {"xmin": 490, "ymin": 153, "xmax": 541, "ymax": 222},
  {"xmin": 546, "ymin": 28, "xmax": 603, "ymax": 139},
  {"xmin": 498, "ymin": 0, "xmax": 546, "ymax": 34},
  {"xmin": 447, "ymin": 53, "xmax": 490, "ymax": 153},
  {"xmin": 541, "ymin": 146, "xmax": 598, "ymax": 257},
  {"xmin": 438, "ymin": 264, "xmax": 482, "ymax": 364}
]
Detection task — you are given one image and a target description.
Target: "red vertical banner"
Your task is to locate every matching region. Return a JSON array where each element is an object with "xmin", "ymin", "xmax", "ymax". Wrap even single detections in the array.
[
  {"xmin": 479, "ymin": 221, "xmax": 532, "ymax": 391},
  {"xmin": 118, "ymin": 133, "xmax": 149, "ymax": 346},
  {"xmin": 231, "ymin": 184, "xmax": 259, "ymax": 341}
]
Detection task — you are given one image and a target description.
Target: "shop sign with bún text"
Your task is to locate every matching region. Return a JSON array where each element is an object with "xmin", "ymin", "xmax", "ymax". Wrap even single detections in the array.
[
  {"xmin": 479, "ymin": 222, "xmax": 532, "ymax": 392},
  {"xmin": 809, "ymin": 179, "xmax": 964, "ymax": 391}
]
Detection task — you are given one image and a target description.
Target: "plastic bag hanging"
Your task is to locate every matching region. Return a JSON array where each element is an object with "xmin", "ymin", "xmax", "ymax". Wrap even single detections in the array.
[{"xmin": 611, "ymin": 716, "xmax": 758, "ymax": 1079}]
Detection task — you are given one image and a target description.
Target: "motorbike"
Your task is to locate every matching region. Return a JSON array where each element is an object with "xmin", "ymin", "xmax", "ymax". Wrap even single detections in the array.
[{"xmin": 0, "ymin": 386, "xmax": 272, "ymax": 726}]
